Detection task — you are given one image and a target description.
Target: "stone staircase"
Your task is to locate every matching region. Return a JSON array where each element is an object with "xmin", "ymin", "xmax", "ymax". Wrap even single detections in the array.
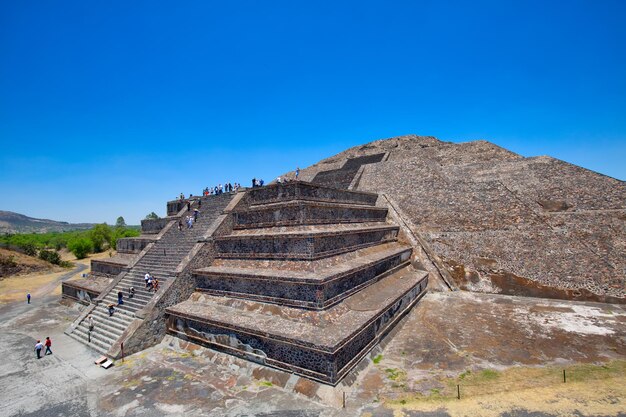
[
  {"xmin": 67, "ymin": 193, "xmax": 233, "ymax": 355},
  {"xmin": 166, "ymin": 181, "xmax": 428, "ymax": 384},
  {"xmin": 312, "ymin": 153, "xmax": 386, "ymax": 189}
]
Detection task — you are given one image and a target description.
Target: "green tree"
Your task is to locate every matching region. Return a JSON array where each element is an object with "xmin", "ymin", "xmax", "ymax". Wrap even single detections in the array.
[
  {"xmin": 67, "ymin": 237, "xmax": 93, "ymax": 259},
  {"xmin": 145, "ymin": 212, "xmax": 160, "ymax": 220},
  {"xmin": 89, "ymin": 223, "xmax": 112, "ymax": 252},
  {"xmin": 115, "ymin": 216, "xmax": 126, "ymax": 228},
  {"xmin": 109, "ymin": 226, "xmax": 140, "ymax": 250}
]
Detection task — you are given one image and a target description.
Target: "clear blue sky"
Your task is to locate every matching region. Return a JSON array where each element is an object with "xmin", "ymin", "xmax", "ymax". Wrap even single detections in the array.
[{"xmin": 1, "ymin": 0, "xmax": 624, "ymax": 225}]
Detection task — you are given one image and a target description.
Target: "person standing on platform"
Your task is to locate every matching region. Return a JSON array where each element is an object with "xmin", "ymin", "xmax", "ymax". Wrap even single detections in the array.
[{"xmin": 27, "ymin": 293, "xmax": 31, "ymax": 304}]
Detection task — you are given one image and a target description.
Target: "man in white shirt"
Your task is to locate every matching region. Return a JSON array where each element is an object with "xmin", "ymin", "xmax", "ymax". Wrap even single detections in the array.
[{"xmin": 34, "ymin": 340, "xmax": 43, "ymax": 359}]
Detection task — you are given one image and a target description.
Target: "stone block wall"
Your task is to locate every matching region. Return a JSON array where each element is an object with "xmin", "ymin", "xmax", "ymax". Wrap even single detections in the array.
[
  {"xmin": 141, "ymin": 217, "xmax": 171, "ymax": 234},
  {"xmin": 247, "ymin": 181, "xmax": 378, "ymax": 206},
  {"xmin": 234, "ymin": 202, "xmax": 388, "ymax": 229},
  {"xmin": 196, "ymin": 248, "xmax": 411, "ymax": 308},
  {"xmin": 215, "ymin": 226, "xmax": 398, "ymax": 260},
  {"xmin": 116, "ymin": 237, "xmax": 155, "ymax": 254},
  {"xmin": 91, "ymin": 260, "xmax": 127, "ymax": 277}
]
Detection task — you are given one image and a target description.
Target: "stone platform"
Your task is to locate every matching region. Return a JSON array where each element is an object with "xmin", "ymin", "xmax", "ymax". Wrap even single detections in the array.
[
  {"xmin": 167, "ymin": 266, "xmax": 428, "ymax": 384},
  {"xmin": 196, "ymin": 242, "xmax": 412, "ymax": 308}
]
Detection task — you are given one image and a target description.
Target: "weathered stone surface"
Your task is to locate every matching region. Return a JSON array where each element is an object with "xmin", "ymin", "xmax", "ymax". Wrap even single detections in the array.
[
  {"xmin": 286, "ymin": 134, "xmax": 625, "ymax": 302},
  {"xmin": 167, "ymin": 267, "xmax": 428, "ymax": 384},
  {"xmin": 116, "ymin": 236, "xmax": 156, "ymax": 253},
  {"xmin": 141, "ymin": 217, "xmax": 172, "ymax": 234},
  {"xmin": 62, "ymin": 276, "xmax": 111, "ymax": 304},
  {"xmin": 195, "ymin": 243, "xmax": 412, "ymax": 308}
]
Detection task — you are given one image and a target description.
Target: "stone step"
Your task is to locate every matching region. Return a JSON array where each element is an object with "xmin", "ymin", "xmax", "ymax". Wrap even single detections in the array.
[
  {"xmin": 102, "ymin": 294, "xmax": 149, "ymax": 310},
  {"xmin": 68, "ymin": 331, "xmax": 109, "ymax": 355},
  {"xmin": 68, "ymin": 191, "xmax": 235, "ymax": 356},
  {"xmin": 74, "ymin": 323, "xmax": 121, "ymax": 346},
  {"xmin": 233, "ymin": 200, "xmax": 388, "ymax": 229},
  {"xmin": 215, "ymin": 223, "xmax": 399, "ymax": 260},
  {"xmin": 195, "ymin": 244, "xmax": 413, "ymax": 309},
  {"xmin": 247, "ymin": 181, "xmax": 379, "ymax": 207},
  {"xmin": 166, "ymin": 265, "xmax": 428, "ymax": 384},
  {"xmin": 91, "ymin": 309, "xmax": 134, "ymax": 329}
]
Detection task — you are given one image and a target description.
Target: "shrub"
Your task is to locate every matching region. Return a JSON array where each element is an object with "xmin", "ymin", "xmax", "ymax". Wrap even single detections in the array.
[
  {"xmin": 39, "ymin": 249, "xmax": 61, "ymax": 265},
  {"xmin": 22, "ymin": 242, "xmax": 38, "ymax": 257},
  {"xmin": 145, "ymin": 212, "xmax": 160, "ymax": 220},
  {"xmin": 67, "ymin": 237, "xmax": 93, "ymax": 259},
  {"xmin": 0, "ymin": 254, "xmax": 17, "ymax": 267}
]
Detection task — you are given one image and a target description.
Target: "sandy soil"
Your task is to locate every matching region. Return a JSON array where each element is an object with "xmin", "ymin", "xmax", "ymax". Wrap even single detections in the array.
[{"xmin": 0, "ymin": 251, "xmax": 113, "ymax": 303}]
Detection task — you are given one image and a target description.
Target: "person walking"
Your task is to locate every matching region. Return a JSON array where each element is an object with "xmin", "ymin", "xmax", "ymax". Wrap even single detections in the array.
[
  {"xmin": 193, "ymin": 208, "xmax": 199, "ymax": 222},
  {"xmin": 34, "ymin": 340, "xmax": 43, "ymax": 359},
  {"xmin": 296, "ymin": 167, "xmax": 300, "ymax": 180},
  {"xmin": 27, "ymin": 293, "xmax": 31, "ymax": 304},
  {"xmin": 44, "ymin": 337, "xmax": 52, "ymax": 355},
  {"xmin": 117, "ymin": 291, "xmax": 124, "ymax": 305}
]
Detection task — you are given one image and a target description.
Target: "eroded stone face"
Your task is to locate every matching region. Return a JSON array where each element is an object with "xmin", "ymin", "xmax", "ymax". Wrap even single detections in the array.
[{"xmin": 293, "ymin": 134, "xmax": 625, "ymax": 302}]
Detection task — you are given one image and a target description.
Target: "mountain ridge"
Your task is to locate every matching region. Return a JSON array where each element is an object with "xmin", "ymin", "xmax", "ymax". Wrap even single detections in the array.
[{"xmin": 0, "ymin": 210, "xmax": 95, "ymax": 234}]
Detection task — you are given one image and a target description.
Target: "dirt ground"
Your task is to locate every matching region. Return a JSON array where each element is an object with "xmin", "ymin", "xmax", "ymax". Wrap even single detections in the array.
[
  {"xmin": 0, "ymin": 269, "xmax": 624, "ymax": 416},
  {"xmin": 0, "ymin": 251, "xmax": 112, "ymax": 303}
]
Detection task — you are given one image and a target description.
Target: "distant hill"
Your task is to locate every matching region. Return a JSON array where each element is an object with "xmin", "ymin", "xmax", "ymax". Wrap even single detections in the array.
[{"xmin": 0, "ymin": 211, "xmax": 95, "ymax": 234}]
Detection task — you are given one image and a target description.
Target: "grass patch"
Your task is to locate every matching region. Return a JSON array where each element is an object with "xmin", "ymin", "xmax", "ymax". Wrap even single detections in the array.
[
  {"xmin": 372, "ymin": 354, "xmax": 383, "ymax": 364},
  {"xmin": 258, "ymin": 380, "xmax": 273, "ymax": 387},
  {"xmin": 480, "ymin": 369, "xmax": 500, "ymax": 380}
]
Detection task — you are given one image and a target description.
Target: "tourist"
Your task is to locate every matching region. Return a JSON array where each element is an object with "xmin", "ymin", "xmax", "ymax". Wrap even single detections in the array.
[
  {"xmin": 153, "ymin": 278, "xmax": 159, "ymax": 292},
  {"xmin": 87, "ymin": 315, "xmax": 94, "ymax": 342},
  {"xmin": 128, "ymin": 287, "xmax": 135, "ymax": 299},
  {"xmin": 187, "ymin": 201, "xmax": 191, "ymax": 211},
  {"xmin": 198, "ymin": 199, "xmax": 202, "ymax": 208},
  {"xmin": 147, "ymin": 275, "xmax": 153, "ymax": 290},
  {"xmin": 144, "ymin": 272, "xmax": 151, "ymax": 287},
  {"xmin": 252, "ymin": 178, "xmax": 256, "ymax": 187},
  {"xmin": 27, "ymin": 293, "xmax": 31, "ymax": 304},
  {"xmin": 179, "ymin": 192, "xmax": 184, "ymax": 201},
  {"xmin": 178, "ymin": 220, "xmax": 183, "ymax": 231},
  {"xmin": 296, "ymin": 167, "xmax": 300, "ymax": 179},
  {"xmin": 259, "ymin": 179, "xmax": 264, "ymax": 186},
  {"xmin": 44, "ymin": 337, "xmax": 52, "ymax": 355},
  {"xmin": 117, "ymin": 291, "xmax": 124, "ymax": 305},
  {"xmin": 108, "ymin": 304, "xmax": 115, "ymax": 316},
  {"xmin": 277, "ymin": 176, "xmax": 282, "ymax": 183},
  {"xmin": 34, "ymin": 340, "xmax": 43, "ymax": 359},
  {"xmin": 193, "ymin": 208, "xmax": 199, "ymax": 222}
]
